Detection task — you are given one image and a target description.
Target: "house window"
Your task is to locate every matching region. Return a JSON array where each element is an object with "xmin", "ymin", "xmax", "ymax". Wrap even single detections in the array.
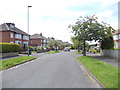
[
  {"xmin": 23, "ymin": 35, "xmax": 29, "ymax": 40},
  {"xmin": 113, "ymin": 35, "xmax": 119, "ymax": 40},
  {"xmin": 10, "ymin": 33, "xmax": 14, "ymax": 38},
  {"xmin": 43, "ymin": 40, "xmax": 46, "ymax": 43},
  {"xmin": 10, "ymin": 24, "xmax": 15, "ymax": 28},
  {"xmin": 15, "ymin": 34, "xmax": 22, "ymax": 39},
  {"xmin": 23, "ymin": 41, "xmax": 28, "ymax": 47},
  {"xmin": 23, "ymin": 41, "xmax": 28, "ymax": 45},
  {"xmin": 10, "ymin": 41, "xmax": 14, "ymax": 43},
  {"xmin": 15, "ymin": 41, "xmax": 21, "ymax": 45},
  {"xmin": 47, "ymin": 40, "xmax": 49, "ymax": 43},
  {"xmin": 40, "ymin": 40, "xmax": 43, "ymax": 43},
  {"xmin": 119, "ymin": 34, "xmax": 120, "ymax": 39}
]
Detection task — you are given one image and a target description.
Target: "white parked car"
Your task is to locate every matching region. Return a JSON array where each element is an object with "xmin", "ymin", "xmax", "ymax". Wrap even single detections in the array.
[{"xmin": 64, "ymin": 47, "xmax": 70, "ymax": 51}]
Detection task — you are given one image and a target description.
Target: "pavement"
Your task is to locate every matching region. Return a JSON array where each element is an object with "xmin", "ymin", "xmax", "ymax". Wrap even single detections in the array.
[
  {"xmin": 0, "ymin": 54, "xmax": 26, "ymax": 61},
  {"xmin": 2, "ymin": 50, "xmax": 101, "ymax": 88},
  {"xmin": 87, "ymin": 53, "xmax": 119, "ymax": 67},
  {"xmin": 0, "ymin": 52, "xmax": 45, "ymax": 61}
]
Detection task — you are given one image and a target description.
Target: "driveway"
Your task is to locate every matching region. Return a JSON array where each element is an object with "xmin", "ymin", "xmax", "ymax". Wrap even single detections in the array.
[{"xmin": 2, "ymin": 50, "xmax": 100, "ymax": 88}]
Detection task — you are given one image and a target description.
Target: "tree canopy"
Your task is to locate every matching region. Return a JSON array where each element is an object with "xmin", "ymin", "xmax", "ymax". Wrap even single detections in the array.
[{"xmin": 69, "ymin": 15, "xmax": 114, "ymax": 56}]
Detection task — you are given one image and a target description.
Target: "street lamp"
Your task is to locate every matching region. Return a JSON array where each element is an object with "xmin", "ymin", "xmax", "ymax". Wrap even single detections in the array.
[{"xmin": 27, "ymin": 5, "xmax": 32, "ymax": 56}]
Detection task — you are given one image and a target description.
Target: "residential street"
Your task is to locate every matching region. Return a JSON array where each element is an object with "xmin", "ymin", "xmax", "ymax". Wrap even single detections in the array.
[{"xmin": 2, "ymin": 50, "xmax": 100, "ymax": 88}]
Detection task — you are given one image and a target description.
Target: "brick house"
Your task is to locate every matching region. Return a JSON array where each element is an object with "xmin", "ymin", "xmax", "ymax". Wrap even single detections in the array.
[
  {"xmin": 0, "ymin": 23, "xmax": 30, "ymax": 48},
  {"xmin": 112, "ymin": 29, "xmax": 120, "ymax": 48},
  {"xmin": 30, "ymin": 33, "xmax": 48, "ymax": 47}
]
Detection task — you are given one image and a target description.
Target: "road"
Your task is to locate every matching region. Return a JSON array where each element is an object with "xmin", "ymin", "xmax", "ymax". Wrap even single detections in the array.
[{"xmin": 2, "ymin": 50, "xmax": 100, "ymax": 88}]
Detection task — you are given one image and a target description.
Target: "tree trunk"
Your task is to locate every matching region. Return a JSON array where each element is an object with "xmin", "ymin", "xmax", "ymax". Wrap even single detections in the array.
[
  {"xmin": 78, "ymin": 42, "xmax": 80, "ymax": 52},
  {"xmin": 83, "ymin": 40, "xmax": 86, "ymax": 56}
]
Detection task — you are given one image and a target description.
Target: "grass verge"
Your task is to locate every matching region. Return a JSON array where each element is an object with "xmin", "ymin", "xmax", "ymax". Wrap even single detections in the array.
[
  {"xmin": 77, "ymin": 56, "xmax": 119, "ymax": 88},
  {"xmin": 31, "ymin": 51, "xmax": 36, "ymax": 53},
  {"xmin": 76, "ymin": 51, "xmax": 82, "ymax": 54},
  {"xmin": 0, "ymin": 56, "xmax": 37, "ymax": 70},
  {"xmin": 46, "ymin": 50, "xmax": 59, "ymax": 54}
]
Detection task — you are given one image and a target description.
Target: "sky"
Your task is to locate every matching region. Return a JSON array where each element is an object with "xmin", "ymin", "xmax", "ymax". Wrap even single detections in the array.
[{"xmin": 0, "ymin": 0, "xmax": 119, "ymax": 43}]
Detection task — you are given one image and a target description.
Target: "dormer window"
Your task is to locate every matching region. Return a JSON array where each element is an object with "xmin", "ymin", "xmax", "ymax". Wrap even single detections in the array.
[{"xmin": 10, "ymin": 24, "xmax": 15, "ymax": 28}]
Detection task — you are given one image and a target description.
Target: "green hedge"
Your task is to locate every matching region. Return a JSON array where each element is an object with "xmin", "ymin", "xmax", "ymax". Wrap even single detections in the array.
[
  {"xmin": 105, "ymin": 48, "xmax": 120, "ymax": 50},
  {"xmin": 0, "ymin": 43, "xmax": 20, "ymax": 53},
  {"xmin": 113, "ymin": 48, "xmax": 120, "ymax": 50}
]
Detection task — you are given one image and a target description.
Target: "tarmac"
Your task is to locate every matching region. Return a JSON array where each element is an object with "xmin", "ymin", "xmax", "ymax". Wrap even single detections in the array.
[{"xmin": 0, "ymin": 52, "xmax": 119, "ymax": 67}]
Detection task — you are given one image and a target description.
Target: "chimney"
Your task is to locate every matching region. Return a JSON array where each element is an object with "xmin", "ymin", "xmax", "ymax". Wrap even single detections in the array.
[{"xmin": 40, "ymin": 33, "xmax": 42, "ymax": 36}]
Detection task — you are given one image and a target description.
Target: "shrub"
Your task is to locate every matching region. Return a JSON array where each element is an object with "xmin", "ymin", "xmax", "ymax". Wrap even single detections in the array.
[
  {"xmin": 37, "ymin": 46, "xmax": 44, "ymax": 50},
  {"xmin": 44, "ymin": 47, "xmax": 50, "ymax": 50},
  {"xmin": 113, "ymin": 48, "xmax": 120, "ymax": 50},
  {"xmin": 0, "ymin": 43, "xmax": 20, "ymax": 53},
  {"xmin": 89, "ymin": 48, "xmax": 99, "ymax": 53}
]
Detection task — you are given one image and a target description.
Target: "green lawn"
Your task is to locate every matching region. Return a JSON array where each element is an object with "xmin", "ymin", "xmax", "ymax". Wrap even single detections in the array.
[
  {"xmin": 46, "ymin": 50, "xmax": 59, "ymax": 54},
  {"xmin": 31, "ymin": 51, "xmax": 36, "ymax": 53},
  {"xmin": 75, "ymin": 51, "xmax": 82, "ymax": 54},
  {"xmin": 0, "ymin": 56, "xmax": 37, "ymax": 70},
  {"xmin": 77, "ymin": 56, "xmax": 119, "ymax": 88}
]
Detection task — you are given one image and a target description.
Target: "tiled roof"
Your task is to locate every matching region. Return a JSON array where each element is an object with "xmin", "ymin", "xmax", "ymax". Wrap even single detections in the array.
[
  {"xmin": 47, "ymin": 37, "xmax": 55, "ymax": 41},
  {"xmin": 30, "ymin": 34, "xmax": 47, "ymax": 40},
  {"xmin": 112, "ymin": 29, "xmax": 120, "ymax": 35},
  {"xmin": 0, "ymin": 23, "xmax": 29, "ymax": 36}
]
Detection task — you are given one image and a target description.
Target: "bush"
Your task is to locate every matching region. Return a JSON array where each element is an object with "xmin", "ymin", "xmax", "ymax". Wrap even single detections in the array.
[
  {"xmin": 44, "ymin": 47, "xmax": 50, "ymax": 50},
  {"xmin": 113, "ymin": 48, "xmax": 120, "ymax": 50},
  {"xmin": 89, "ymin": 48, "xmax": 99, "ymax": 53},
  {"xmin": 0, "ymin": 43, "xmax": 20, "ymax": 53},
  {"xmin": 37, "ymin": 46, "xmax": 44, "ymax": 50},
  {"xmin": 28, "ymin": 46, "xmax": 38, "ymax": 52}
]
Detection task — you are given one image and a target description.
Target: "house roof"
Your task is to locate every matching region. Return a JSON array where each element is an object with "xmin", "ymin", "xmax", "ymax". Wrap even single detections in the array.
[
  {"xmin": 0, "ymin": 23, "xmax": 29, "ymax": 36},
  {"xmin": 47, "ymin": 37, "xmax": 55, "ymax": 41},
  {"xmin": 112, "ymin": 29, "xmax": 120, "ymax": 35},
  {"xmin": 30, "ymin": 33, "xmax": 47, "ymax": 40}
]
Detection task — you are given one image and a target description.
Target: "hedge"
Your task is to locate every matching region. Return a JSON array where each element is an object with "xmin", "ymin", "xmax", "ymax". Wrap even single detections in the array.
[
  {"xmin": 0, "ymin": 43, "xmax": 20, "ymax": 53},
  {"xmin": 113, "ymin": 48, "xmax": 120, "ymax": 50}
]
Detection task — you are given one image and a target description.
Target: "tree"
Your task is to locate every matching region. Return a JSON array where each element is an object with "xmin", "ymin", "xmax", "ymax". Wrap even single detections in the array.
[
  {"xmin": 69, "ymin": 15, "xmax": 114, "ymax": 56},
  {"xmin": 71, "ymin": 36, "xmax": 89, "ymax": 52},
  {"xmin": 48, "ymin": 40, "xmax": 57, "ymax": 47},
  {"xmin": 48, "ymin": 40, "xmax": 69, "ymax": 50},
  {"xmin": 71, "ymin": 36, "xmax": 82, "ymax": 51},
  {"xmin": 101, "ymin": 36, "xmax": 114, "ymax": 50},
  {"xmin": 48, "ymin": 40, "xmax": 58, "ymax": 50}
]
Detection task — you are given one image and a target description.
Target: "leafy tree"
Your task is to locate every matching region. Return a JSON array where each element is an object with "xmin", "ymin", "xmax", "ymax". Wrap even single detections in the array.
[
  {"xmin": 71, "ymin": 36, "xmax": 89, "ymax": 52},
  {"xmin": 48, "ymin": 40, "xmax": 57, "ymax": 47},
  {"xmin": 101, "ymin": 36, "xmax": 114, "ymax": 50},
  {"xmin": 69, "ymin": 15, "xmax": 114, "ymax": 56},
  {"xmin": 48, "ymin": 40, "xmax": 69, "ymax": 50},
  {"xmin": 71, "ymin": 36, "xmax": 82, "ymax": 51}
]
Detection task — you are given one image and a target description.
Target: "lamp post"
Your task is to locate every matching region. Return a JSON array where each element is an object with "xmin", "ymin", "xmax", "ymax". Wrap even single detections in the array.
[{"xmin": 27, "ymin": 6, "xmax": 32, "ymax": 56}]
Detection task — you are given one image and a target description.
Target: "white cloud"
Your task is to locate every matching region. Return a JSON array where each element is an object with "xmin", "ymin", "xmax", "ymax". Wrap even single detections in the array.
[
  {"xmin": 95, "ymin": 10, "xmax": 117, "ymax": 29},
  {"xmin": 96, "ymin": 10, "xmax": 113, "ymax": 21},
  {"xmin": 0, "ymin": 0, "xmax": 118, "ymax": 43}
]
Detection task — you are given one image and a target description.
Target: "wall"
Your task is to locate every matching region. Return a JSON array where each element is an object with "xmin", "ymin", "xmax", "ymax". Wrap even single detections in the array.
[
  {"xmin": 0, "ymin": 31, "xmax": 10, "ymax": 43},
  {"xmin": 30, "ymin": 38, "xmax": 41, "ymax": 46},
  {"xmin": 0, "ymin": 52, "xmax": 19, "ymax": 58},
  {"xmin": 101, "ymin": 50, "xmax": 120, "ymax": 60}
]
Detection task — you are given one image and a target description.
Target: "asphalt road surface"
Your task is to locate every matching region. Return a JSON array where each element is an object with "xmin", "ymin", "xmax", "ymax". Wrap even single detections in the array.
[{"xmin": 2, "ymin": 50, "xmax": 100, "ymax": 88}]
